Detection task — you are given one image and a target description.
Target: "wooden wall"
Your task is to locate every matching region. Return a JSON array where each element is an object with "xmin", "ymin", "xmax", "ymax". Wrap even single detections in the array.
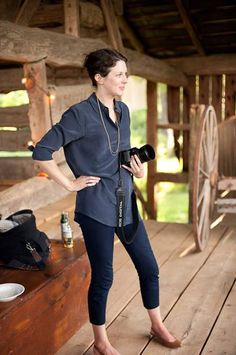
[{"xmin": 165, "ymin": 74, "xmax": 236, "ymax": 173}]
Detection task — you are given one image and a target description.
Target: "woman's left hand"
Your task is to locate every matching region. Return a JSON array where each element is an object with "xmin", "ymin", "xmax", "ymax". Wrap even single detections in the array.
[{"xmin": 122, "ymin": 154, "xmax": 145, "ymax": 178}]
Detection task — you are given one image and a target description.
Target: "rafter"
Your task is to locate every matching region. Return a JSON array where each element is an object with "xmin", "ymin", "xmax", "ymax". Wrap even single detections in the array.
[
  {"xmin": 118, "ymin": 16, "xmax": 144, "ymax": 53},
  {"xmin": 175, "ymin": 0, "xmax": 205, "ymax": 56},
  {"xmin": 15, "ymin": 0, "xmax": 41, "ymax": 26}
]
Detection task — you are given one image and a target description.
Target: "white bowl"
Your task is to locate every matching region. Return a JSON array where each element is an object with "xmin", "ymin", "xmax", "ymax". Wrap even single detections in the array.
[{"xmin": 0, "ymin": 283, "xmax": 25, "ymax": 302}]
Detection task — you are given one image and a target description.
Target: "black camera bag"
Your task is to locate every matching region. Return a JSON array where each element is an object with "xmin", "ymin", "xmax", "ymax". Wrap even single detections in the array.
[{"xmin": 0, "ymin": 209, "xmax": 51, "ymax": 270}]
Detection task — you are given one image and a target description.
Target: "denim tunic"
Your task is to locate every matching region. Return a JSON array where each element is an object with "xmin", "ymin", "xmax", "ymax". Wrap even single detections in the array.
[{"xmin": 32, "ymin": 93, "xmax": 134, "ymax": 226}]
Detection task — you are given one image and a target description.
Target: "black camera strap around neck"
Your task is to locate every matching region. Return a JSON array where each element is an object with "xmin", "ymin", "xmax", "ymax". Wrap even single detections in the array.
[{"xmin": 116, "ymin": 154, "xmax": 139, "ymax": 244}]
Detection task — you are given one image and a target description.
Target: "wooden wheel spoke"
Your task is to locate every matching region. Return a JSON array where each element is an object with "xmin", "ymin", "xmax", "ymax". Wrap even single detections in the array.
[
  {"xmin": 198, "ymin": 181, "xmax": 210, "ymax": 238},
  {"xmin": 199, "ymin": 166, "xmax": 209, "ymax": 179}
]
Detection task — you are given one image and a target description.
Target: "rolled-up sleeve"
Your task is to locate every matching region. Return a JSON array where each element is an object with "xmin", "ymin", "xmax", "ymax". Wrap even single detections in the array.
[{"xmin": 32, "ymin": 108, "xmax": 86, "ymax": 161}]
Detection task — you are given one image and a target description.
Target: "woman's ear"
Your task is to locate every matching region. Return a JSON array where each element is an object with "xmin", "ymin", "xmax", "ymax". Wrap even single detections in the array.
[{"xmin": 94, "ymin": 73, "xmax": 104, "ymax": 85}]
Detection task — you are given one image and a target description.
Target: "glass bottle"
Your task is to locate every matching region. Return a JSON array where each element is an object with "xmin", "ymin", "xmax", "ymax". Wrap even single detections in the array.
[{"xmin": 60, "ymin": 211, "xmax": 73, "ymax": 248}]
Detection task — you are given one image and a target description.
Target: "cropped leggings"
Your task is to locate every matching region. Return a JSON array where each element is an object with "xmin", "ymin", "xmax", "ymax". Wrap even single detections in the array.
[{"xmin": 76, "ymin": 213, "xmax": 159, "ymax": 325}]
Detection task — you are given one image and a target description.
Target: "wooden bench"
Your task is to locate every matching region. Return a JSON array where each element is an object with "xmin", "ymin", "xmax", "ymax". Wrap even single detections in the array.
[{"xmin": 0, "ymin": 195, "xmax": 90, "ymax": 355}]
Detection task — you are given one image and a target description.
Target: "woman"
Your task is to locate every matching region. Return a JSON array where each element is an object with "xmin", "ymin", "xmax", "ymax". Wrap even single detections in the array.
[{"xmin": 33, "ymin": 48, "xmax": 181, "ymax": 354}]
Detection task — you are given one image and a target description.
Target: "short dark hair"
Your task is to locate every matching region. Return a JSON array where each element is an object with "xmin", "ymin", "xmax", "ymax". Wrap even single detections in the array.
[{"xmin": 83, "ymin": 48, "xmax": 128, "ymax": 86}]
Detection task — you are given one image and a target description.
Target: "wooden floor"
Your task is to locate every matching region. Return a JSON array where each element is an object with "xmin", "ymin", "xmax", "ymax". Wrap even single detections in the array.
[{"xmin": 46, "ymin": 195, "xmax": 236, "ymax": 355}]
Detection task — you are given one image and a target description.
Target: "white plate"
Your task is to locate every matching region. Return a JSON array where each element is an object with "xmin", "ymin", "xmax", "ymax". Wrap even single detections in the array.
[{"xmin": 0, "ymin": 283, "xmax": 25, "ymax": 302}]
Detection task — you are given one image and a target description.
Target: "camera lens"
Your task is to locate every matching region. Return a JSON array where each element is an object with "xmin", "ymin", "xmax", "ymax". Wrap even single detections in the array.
[{"xmin": 138, "ymin": 144, "xmax": 155, "ymax": 163}]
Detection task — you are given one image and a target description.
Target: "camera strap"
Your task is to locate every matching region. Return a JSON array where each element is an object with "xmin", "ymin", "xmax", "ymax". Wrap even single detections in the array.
[{"xmin": 116, "ymin": 154, "xmax": 139, "ymax": 244}]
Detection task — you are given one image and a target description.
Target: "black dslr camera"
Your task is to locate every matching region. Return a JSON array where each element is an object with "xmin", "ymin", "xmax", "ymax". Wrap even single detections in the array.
[{"xmin": 120, "ymin": 144, "xmax": 155, "ymax": 167}]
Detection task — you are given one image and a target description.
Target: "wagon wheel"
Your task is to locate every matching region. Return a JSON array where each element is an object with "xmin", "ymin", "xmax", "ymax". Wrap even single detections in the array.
[{"xmin": 192, "ymin": 105, "xmax": 219, "ymax": 251}]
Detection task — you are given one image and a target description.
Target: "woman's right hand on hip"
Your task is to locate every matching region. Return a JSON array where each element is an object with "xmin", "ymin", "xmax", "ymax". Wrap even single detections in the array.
[{"xmin": 68, "ymin": 176, "xmax": 101, "ymax": 192}]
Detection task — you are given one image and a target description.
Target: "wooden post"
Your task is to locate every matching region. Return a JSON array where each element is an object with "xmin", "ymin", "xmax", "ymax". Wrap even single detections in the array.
[
  {"xmin": 199, "ymin": 75, "xmax": 210, "ymax": 104},
  {"xmin": 23, "ymin": 59, "xmax": 51, "ymax": 144},
  {"xmin": 183, "ymin": 76, "xmax": 196, "ymax": 221},
  {"xmin": 167, "ymin": 86, "xmax": 180, "ymax": 160},
  {"xmin": 212, "ymin": 75, "xmax": 222, "ymax": 123},
  {"xmin": 183, "ymin": 75, "xmax": 196, "ymax": 172},
  {"xmin": 64, "ymin": 0, "xmax": 80, "ymax": 37},
  {"xmin": 225, "ymin": 74, "xmax": 236, "ymax": 119},
  {"xmin": 147, "ymin": 81, "xmax": 157, "ymax": 219}
]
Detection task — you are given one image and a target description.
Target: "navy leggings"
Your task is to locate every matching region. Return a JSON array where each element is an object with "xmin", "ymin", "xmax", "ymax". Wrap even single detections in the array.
[{"xmin": 76, "ymin": 213, "xmax": 159, "ymax": 325}]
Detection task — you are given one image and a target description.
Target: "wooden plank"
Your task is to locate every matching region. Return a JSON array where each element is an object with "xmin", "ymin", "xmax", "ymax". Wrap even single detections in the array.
[
  {"xmin": 64, "ymin": 0, "xmax": 80, "ymax": 37},
  {"xmin": 155, "ymin": 172, "xmax": 188, "ymax": 183},
  {"xmin": 57, "ymin": 222, "xmax": 192, "ymax": 354},
  {"xmin": 157, "ymin": 123, "xmax": 190, "ymax": 130},
  {"xmin": 145, "ymin": 226, "xmax": 236, "ymax": 354},
  {"xmin": 0, "ymin": 239, "xmax": 90, "ymax": 355},
  {"xmin": 98, "ymin": 225, "xmax": 226, "ymax": 354},
  {"xmin": 0, "ymin": 21, "xmax": 188, "ymax": 86},
  {"xmin": 100, "ymin": 0, "xmax": 124, "ymax": 52},
  {"xmin": 0, "ymin": 130, "xmax": 30, "ymax": 151},
  {"xmin": 166, "ymin": 54, "xmax": 236, "ymax": 75},
  {"xmin": 201, "ymin": 281, "xmax": 236, "ymax": 355},
  {"xmin": 30, "ymin": 2, "xmax": 105, "ymax": 30},
  {"xmin": 0, "ymin": 157, "xmax": 34, "ymax": 180},
  {"xmin": 0, "ymin": 68, "xmax": 25, "ymax": 93},
  {"xmin": 183, "ymin": 75, "xmax": 196, "ymax": 173},
  {"xmin": 199, "ymin": 75, "xmax": 210, "ymax": 104},
  {"xmin": 15, "ymin": 0, "xmax": 41, "ymax": 26},
  {"xmin": 218, "ymin": 116, "xmax": 236, "ymax": 176},
  {"xmin": 225, "ymin": 74, "xmax": 236, "ymax": 119},
  {"xmin": 147, "ymin": 81, "xmax": 157, "ymax": 219},
  {"xmin": 0, "ymin": 105, "xmax": 29, "ymax": 127},
  {"xmin": 216, "ymin": 198, "xmax": 236, "ymax": 213},
  {"xmin": 212, "ymin": 75, "xmax": 222, "ymax": 123},
  {"xmin": 23, "ymin": 59, "xmax": 52, "ymax": 143},
  {"xmin": 174, "ymin": 0, "xmax": 205, "ymax": 55},
  {"xmin": 0, "ymin": 164, "xmax": 74, "ymax": 219},
  {"xmin": 218, "ymin": 176, "xmax": 236, "ymax": 191}
]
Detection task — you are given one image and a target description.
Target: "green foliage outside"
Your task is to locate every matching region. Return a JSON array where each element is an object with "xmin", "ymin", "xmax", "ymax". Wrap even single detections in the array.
[
  {"xmin": 130, "ymin": 108, "xmax": 188, "ymax": 223},
  {"xmin": 0, "ymin": 91, "xmax": 188, "ymax": 223}
]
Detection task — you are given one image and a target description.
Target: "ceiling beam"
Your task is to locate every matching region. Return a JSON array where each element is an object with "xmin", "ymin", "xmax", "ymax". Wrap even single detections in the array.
[
  {"xmin": 118, "ymin": 16, "xmax": 144, "ymax": 53},
  {"xmin": 100, "ymin": 0, "xmax": 124, "ymax": 52},
  {"xmin": 0, "ymin": 20, "xmax": 187, "ymax": 86},
  {"xmin": 175, "ymin": 0, "xmax": 205, "ymax": 56},
  {"xmin": 166, "ymin": 54, "xmax": 236, "ymax": 75},
  {"xmin": 15, "ymin": 0, "xmax": 41, "ymax": 26}
]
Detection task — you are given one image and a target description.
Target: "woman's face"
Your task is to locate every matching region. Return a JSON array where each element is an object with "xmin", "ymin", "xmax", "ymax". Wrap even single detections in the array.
[{"xmin": 96, "ymin": 60, "xmax": 128, "ymax": 97}]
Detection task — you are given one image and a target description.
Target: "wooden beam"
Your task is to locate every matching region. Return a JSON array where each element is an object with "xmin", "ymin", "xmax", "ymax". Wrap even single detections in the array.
[
  {"xmin": 166, "ymin": 54, "xmax": 236, "ymax": 75},
  {"xmin": 0, "ymin": 20, "xmax": 106, "ymax": 67},
  {"xmin": 0, "ymin": 68, "xmax": 25, "ymax": 93},
  {"xmin": 146, "ymin": 81, "xmax": 157, "ymax": 219},
  {"xmin": 64, "ymin": 0, "xmax": 80, "ymax": 37},
  {"xmin": 30, "ymin": 2, "xmax": 105, "ymax": 30},
  {"xmin": 23, "ymin": 59, "xmax": 51, "ymax": 143},
  {"xmin": 157, "ymin": 123, "xmax": 190, "ymax": 130},
  {"xmin": 0, "ymin": 165, "xmax": 73, "ymax": 219},
  {"xmin": 100, "ymin": 0, "xmax": 124, "ymax": 51},
  {"xmin": 0, "ymin": 105, "xmax": 29, "ymax": 127},
  {"xmin": 0, "ymin": 157, "xmax": 34, "ymax": 180},
  {"xmin": 155, "ymin": 172, "xmax": 188, "ymax": 183},
  {"xmin": 118, "ymin": 16, "xmax": 144, "ymax": 53},
  {"xmin": 125, "ymin": 48, "xmax": 187, "ymax": 87},
  {"xmin": 0, "ymin": 21, "xmax": 187, "ymax": 86},
  {"xmin": 174, "ymin": 0, "xmax": 205, "ymax": 56},
  {"xmin": 225, "ymin": 75, "xmax": 236, "ymax": 119},
  {"xmin": 15, "ymin": 0, "xmax": 41, "ymax": 26},
  {"xmin": 0, "ymin": 130, "xmax": 31, "ymax": 151}
]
